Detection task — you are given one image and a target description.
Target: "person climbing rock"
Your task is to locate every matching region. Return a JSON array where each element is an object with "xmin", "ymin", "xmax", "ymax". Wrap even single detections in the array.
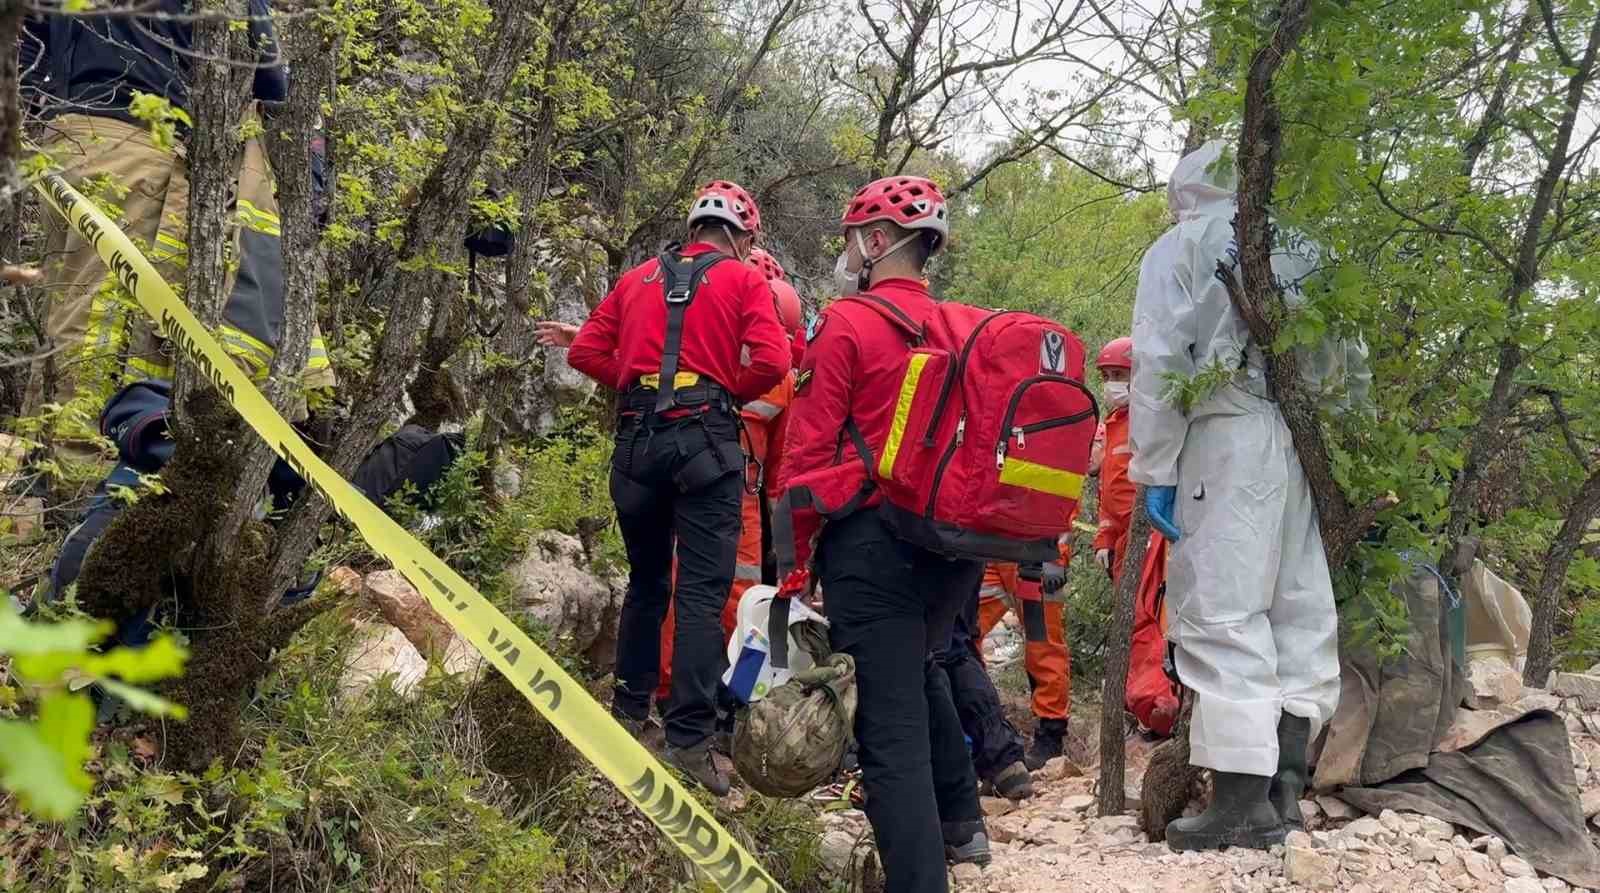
[{"xmin": 546, "ymin": 180, "xmax": 788, "ymax": 796}]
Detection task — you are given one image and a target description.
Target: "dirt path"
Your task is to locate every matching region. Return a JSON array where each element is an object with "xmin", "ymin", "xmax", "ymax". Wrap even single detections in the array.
[
  {"xmin": 959, "ymin": 710, "xmax": 1600, "ymax": 893},
  {"xmin": 818, "ymin": 702, "xmax": 1600, "ymax": 893}
]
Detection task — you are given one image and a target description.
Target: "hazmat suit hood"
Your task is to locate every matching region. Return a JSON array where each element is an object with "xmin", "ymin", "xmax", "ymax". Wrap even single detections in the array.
[{"xmin": 1167, "ymin": 140, "xmax": 1237, "ymax": 223}]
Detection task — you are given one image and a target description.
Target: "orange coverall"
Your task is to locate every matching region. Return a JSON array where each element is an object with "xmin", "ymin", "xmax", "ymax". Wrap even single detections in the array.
[
  {"xmin": 977, "ymin": 522, "xmax": 1075, "ymax": 724},
  {"xmin": 1095, "ymin": 403, "xmax": 1179, "ymax": 733},
  {"xmin": 1093, "ymin": 405, "xmax": 1136, "ymax": 580},
  {"xmin": 1127, "ymin": 531, "xmax": 1179, "ymax": 734},
  {"xmin": 656, "ymin": 372, "xmax": 795, "ymax": 701}
]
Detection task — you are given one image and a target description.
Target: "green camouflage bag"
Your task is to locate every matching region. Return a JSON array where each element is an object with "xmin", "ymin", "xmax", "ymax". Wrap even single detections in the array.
[{"xmin": 732, "ymin": 625, "xmax": 856, "ymax": 799}]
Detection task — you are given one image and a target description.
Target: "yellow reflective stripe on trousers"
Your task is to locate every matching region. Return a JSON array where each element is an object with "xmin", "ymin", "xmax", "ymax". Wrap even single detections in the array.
[
  {"xmin": 878, "ymin": 352, "xmax": 931, "ymax": 479},
  {"xmin": 32, "ymin": 171, "xmax": 784, "ymax": 893},
  {"xmin": 125, "ymin": 356, "xmax": 173, "ymax": 382},
  {"xmin": 83, "ymin": 281, "xmax": 126, "ymax": 356},
  {"xmin": 307, "ymin": 337, "xmax": 330, "ymax": 371},
  {"xmin": 997, "ymin": 457, "xmax": 1085, "ymax": 500},
  {"xmin": 152, "ymin": 231, "xmax": 188, "ymax": 261},
  {"xmin": 217, "ymin": 328, "xmax": 273, "ymax": 382},
  {"xmin": 236, "ymin": 199, "xmax": 281, "ymax": 236}
]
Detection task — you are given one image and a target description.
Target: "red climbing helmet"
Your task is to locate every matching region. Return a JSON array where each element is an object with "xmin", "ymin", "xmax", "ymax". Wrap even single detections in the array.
[
  {"xmin": 769, "ymin": 279, "xmax": 803, "ymax": 335},
  {"xmin": 748, "ymin": 248, "xmax": 787, "ymax": 283},
  {"xmin": 688, "ymin": 180, "xmax": 761, "ymax": 233},
  {"xmin": 1096, "ymin": 336, "xmax": 1133, "ymax": 371},
  {"xmin": 841, "ymin": 176, "xmax": 950, "ymax": 254}
]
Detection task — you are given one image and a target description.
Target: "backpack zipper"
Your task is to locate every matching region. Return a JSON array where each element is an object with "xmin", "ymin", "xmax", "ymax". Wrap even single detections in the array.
[
  {"xmin": 995, "ymin": 374, "xmax": 1099, "ymax": 468},
  {"xmin": 921, "ymin": 310, "xmax": 1021, "ymax": 447},
  {"xmin": 925, "ymin": 411, "xmax": 966, "ymax": 517}
]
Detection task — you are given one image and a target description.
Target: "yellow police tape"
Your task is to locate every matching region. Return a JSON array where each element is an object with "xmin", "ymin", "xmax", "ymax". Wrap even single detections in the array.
[{"xmin": 34, "ymin": 173, "xmax": 784, "ymax": 893}]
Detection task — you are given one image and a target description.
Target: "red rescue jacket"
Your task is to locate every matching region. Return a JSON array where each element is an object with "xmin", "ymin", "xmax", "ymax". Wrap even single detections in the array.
[
  {"xmin": 567, "ymin": 242, "xmax": 789, "ymax": 402},
  {"xmin": 777, "ymin": 278, "xmax": 937, "ymax": 567},
  {"xmin": 1094, "ymin": 405, "xmax": 1135, "ymax": 570}
]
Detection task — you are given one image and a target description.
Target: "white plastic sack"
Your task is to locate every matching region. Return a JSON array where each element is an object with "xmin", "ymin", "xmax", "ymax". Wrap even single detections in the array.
[
  {"xmin": 1463, "ymin": 559, "xmax": 1531, "ymax": 669},
  {"xmin": 721, "ymin": 584, "xmax": 828, "ymax": 704}
]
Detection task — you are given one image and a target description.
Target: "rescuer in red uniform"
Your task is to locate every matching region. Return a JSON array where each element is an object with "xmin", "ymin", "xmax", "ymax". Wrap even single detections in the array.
[{"xmin": 542, "ymin": 180, "xmax": 788, "ymax": 795}]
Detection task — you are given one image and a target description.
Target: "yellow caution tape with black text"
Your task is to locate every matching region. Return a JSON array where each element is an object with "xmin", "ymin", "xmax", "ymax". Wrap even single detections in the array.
[{"xmin": 34, "ymin": 173, "xmax": 784, "ymax": 893}]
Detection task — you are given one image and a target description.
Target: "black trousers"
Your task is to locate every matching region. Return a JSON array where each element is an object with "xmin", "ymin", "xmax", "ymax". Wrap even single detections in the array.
[
  {"xmin": 819, "ymin": 508, "xmax": 984, "ymax": 893},
  {"xmin": 934, "ymin": 583, "xmax": 1026, "ymax": 781},
  {"xmin": 609, "ymin": 406, "xmax": 743, "ymax": 749}
]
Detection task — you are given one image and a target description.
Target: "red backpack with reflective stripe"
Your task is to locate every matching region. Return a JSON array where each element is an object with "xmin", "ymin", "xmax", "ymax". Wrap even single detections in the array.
[{"xmin": 844, "ymin": 293, "xmax": 1098, "ymax": 563}]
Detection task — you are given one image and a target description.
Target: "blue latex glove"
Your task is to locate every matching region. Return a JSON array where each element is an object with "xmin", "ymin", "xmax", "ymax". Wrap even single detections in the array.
[{"xmin": 1147, "ymin": 486, "xmax": 1181, "ymax": 543}]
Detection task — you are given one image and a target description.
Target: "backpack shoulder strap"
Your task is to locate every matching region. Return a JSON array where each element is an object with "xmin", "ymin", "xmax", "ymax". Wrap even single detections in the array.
[
  {"xmin": 654, "ymin": 245, "xmax": 732, "ymax": 413},
  {"xmin": 837, "ymin": 292, "xmax": 923, "ymax": 343}
]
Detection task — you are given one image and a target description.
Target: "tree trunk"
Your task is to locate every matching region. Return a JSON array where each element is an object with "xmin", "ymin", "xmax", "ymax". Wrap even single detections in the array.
[
  {"xmin": 479, "ymin": 9, "xmax": 576, "ymax": 475},
  {"xmin": 263, "ymin": 0, "xmax": 543, "ymax": 599},
  {"xmin": 867, "ymin": 0, "xmax": 936, "ymax": 178},
  {"xmin": 172, "ymin": 0, "xmax": 276, "ymax": 605},
  {"xmin": 173, "ymin": 0, "xmax": 249, "ymax": 410},
  {"xmin": 1524, "ymin": 463, "xmax": 1600, "ymax": 686},
  {"xmin": 1215, "ymin": 0, "xmax": 1394, "ymax": 570},
  {"xmin": 1098, "ymin": 490, "xmax": 1152, "ymax": 816},
  {"xmin": 1442, "ymin": 7, "xmax": 1600, "ymax": 590}
]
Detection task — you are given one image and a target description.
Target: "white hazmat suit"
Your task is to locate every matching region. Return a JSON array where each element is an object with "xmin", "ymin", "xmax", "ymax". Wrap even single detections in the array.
[{"xmin": 1128, "ymin": 141, "xmax": 1367, "ymax": 778}]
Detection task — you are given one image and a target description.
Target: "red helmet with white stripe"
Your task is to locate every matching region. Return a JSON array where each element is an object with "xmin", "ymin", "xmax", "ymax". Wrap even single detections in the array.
[
  {"xmin": 748, "ymin": 248, "xmax": 786, "ymax": 283},
  {"xmin": 688, "ymin": 180, "xmax": 761, "ymax": 233},
  {"xmin": 1096, "ymin": 337, "xmax": 1133, "ymax": 371},
  {"xmin": 841, "ymin": 176, "xmax": 950, "ymax": 254}
]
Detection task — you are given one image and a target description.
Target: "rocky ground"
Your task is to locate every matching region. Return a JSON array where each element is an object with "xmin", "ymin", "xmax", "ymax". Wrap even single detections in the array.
[
  {"xmin": 816, "ymin": 697, "xmax": 1600, "ymax": 893},
  {"xmin": 327, "ymin": 546, "xmax": 1600, "ymax": 893}
]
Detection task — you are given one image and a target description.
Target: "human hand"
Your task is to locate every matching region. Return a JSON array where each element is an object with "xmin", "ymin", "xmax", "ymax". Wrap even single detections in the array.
[
  {"xmin": 1095, "ymin": 549, "xmax": 1112, "ymax": 572},
  {"xmin": 1040, "ymin": 561, "xmax": 1067, "ymax": 596},
  {"xmin": 1146, "ymin": 486, "xmax": 1181, "ymax": 543},
  {"xmin": 777, "ymin": 566, "xmax": 812, "ymax": 601},
  {"xmin": 534, "ymin": 321, "xmax": 579, "ymax": 348}
]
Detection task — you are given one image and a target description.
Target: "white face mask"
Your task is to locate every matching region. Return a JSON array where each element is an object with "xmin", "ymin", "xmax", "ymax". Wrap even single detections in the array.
[
  {"xmin": 833, "ymin": 228, "xmax": 921, "ymax": 295},
  {"xmin": 1101, "ymin": 381, "xmax": 1130, "ymax": 408},
  {"xmin": 832, "ymin": 250, "xmax": 859, "ymax": 296}
]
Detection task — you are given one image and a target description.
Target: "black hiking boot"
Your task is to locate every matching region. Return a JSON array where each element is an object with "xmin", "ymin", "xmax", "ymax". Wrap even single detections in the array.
[
  {"xmin": 663, "ymin": 740, "xmax": 731, "ymax": 797},
  {"xmin": 942, "ymin": 820, "xmax": 992, "ymax": 866},
  {"xmin": 1166, "ymin": 771, "xmax": 1286, "ymax": 852},
  {"xmin": 1024, "ymin": 718, "xmax": 1067, "ymax": 771},
  {"xmin": 1271, "ymin": 714, "xmax": 1311, "ymax": 830},
  {"xmin": 992, "ymin": 761, "xmax": 1035, "ymax": 800}
]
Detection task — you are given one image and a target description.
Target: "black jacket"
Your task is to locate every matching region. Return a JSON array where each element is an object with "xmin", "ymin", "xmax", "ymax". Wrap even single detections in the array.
[{"xmin": 29, "ymin": 1, "xmax": 287, "ymax": 122}]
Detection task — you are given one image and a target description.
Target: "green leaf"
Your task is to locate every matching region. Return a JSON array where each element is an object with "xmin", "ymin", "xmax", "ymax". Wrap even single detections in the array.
[
  {"xmin": 95, "ymin": 679, "xmax": 187, "ymax": 720},
  {"xmin": 79, "ymin": 635, "xmax": 189, "ymax": 684},
  {"xmin": 0, "ymin": 693, "xmax": 95, "ymax": 819},
  {"xmin": 0, "ymin": 604, "xmax": 110, "ymax": 656}
]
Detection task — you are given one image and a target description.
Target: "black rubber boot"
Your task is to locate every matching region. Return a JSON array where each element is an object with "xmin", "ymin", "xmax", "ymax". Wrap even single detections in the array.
[
  {"xmin": 663, "ymin": 740, "xmax": 731, "ymax": 797},
  {"xmin": 1272, "ymin": 714, "xmax": 1311, "ymax": 829},
  {"xmin": 1166, "ymin": 771, "xmax": 1286, "ymax": 852},
  {"xmin": 942, "ymin": 821, "xmax": 992, "ymax": 866},
  {"xmin": 1024, "ymin": 718, "xmax": 1067, "ymax": 771}
]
